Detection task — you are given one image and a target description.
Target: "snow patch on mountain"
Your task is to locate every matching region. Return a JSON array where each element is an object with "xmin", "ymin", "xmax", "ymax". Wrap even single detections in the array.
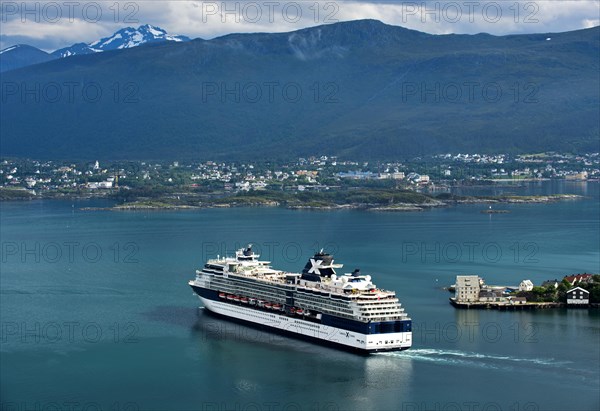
[
  {"xmin": 0, "ymin": 45, "xmax": 19, "ymax": 54},
  {"xmin": 51, "ymin": 24, "xmax": 190, "ymax": 58}
]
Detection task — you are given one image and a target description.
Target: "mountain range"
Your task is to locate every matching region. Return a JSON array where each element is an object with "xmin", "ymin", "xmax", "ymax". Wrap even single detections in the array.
[
  {"xmin": 0, "ymin": 24, "xmax": 189, "ymax": 72},
  {"xmin": 0, "ymin": 20, "xmax": 598, "ymax": 160}
]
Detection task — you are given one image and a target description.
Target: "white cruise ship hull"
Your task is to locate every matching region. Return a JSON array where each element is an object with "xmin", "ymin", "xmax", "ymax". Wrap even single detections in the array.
[{"xmin": 198, "ymin": 295, "xmax": 412, "ymax": 353}]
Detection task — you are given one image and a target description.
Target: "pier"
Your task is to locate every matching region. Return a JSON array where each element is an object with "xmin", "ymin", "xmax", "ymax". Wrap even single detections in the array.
[{"xmin": 449, "ymin": 298, "xmax": 564, "ymax": 310}]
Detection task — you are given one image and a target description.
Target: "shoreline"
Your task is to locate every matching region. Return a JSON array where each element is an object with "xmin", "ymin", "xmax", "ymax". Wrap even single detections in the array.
[
  {"xmin": 80, "ymin": 194, "xmax": 585, "ymax": 211},
  {"xmin": 0, "ymin": 194, "xmax": 587, "ymax": 214},
  {"xmin": 449, "ymin": 298, "xmax": 599, "ymax": 310},
  {"xmin": 78, "ymin": 195, "xmax": 583, "ymax": 212}
]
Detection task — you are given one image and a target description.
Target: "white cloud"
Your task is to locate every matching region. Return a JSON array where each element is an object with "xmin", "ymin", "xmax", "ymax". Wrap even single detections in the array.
[{"xmin": 1, "ymin": 1, "xmax": 598, "ymax": 51}]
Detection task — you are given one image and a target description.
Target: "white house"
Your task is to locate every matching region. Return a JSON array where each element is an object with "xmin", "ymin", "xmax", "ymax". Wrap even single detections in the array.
[
  {"xmin": 251, "ymin": 181, "xmax": 267, "ymax": 190},
  {"xmin": 235, "ymin": 181, "xmax": 250, "ymax": 191},
  {"xmin": 519, "ymin": 280, "xmax": 534, "ymax": 292}
]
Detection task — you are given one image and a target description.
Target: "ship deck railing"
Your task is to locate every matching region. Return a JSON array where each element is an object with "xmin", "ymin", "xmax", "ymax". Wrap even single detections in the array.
[{"xmin": 204, "ymin": 269, "xmax": 401, "ymax": 300}]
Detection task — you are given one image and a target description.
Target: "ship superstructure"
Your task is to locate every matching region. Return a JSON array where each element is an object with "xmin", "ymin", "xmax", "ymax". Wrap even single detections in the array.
[{"xmin": 189, "ymin": 245, "xmax": 412, "ymax": 352}]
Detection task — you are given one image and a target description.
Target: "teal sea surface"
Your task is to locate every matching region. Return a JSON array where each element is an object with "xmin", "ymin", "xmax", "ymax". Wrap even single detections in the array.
[{"xmin": 1, "ymin": 181, "xmax": 599, "ymax": 411}]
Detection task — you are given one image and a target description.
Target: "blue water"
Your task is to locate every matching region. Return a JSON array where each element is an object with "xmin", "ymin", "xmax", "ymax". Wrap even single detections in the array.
[{"xmin": 1, "ymin": 182, "xmax": 599, "ymax": 411}]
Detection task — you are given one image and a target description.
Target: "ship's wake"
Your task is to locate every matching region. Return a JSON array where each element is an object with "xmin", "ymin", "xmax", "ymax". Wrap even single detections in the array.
[{"xmin": 377, "ymin": 348, "xmax": 570, "ymax": 369}]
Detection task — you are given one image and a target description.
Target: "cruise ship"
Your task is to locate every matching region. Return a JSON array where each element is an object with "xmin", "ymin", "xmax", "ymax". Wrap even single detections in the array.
[{"xmin": 189, "ymin": 245, "xmax": 412, "ymax": 353}]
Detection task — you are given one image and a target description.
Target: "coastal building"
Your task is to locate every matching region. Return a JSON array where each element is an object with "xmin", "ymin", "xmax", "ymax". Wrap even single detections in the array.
[
  {"xmin": 508, "ymin": 296, "xmax": 527, "ymax": 305},
  {"xmin": 235, "ymin": 181, "xmax": 250, "ymax": 191},
  {"xmin": 565, "ymin": 171, "xmax": 588, "ymax": 180},
  {"xmin": 566, "ymin": 287, "xmax": 589, "ymax": 305},
  {"xmin": 337, "ymin": 171, "xmax": 377, "ymax": 180},
  {"xmin": 564, "ymin": 274, "xmax": 593, "ymax": 285},
  {"xmin": 251, "ymin": 181, "xmax": 267, "ymax": 190},
  {"xmin": 455, "ymin": 276, "xmax": 482, "ymax": 302},
  {"xmin": 519, "ymin": 280, "xmax": 534, "ymax": 292},
  {"xmin": 478, "ymin": 290, "xmax": 506, "ymax": 303},
  {"xmin": 542, "ymin": 280, "xmax": 559, "ymax": 289},
  {"xmin": 87, "ymin": 181, "xmax": 114, "ymax": 189}
]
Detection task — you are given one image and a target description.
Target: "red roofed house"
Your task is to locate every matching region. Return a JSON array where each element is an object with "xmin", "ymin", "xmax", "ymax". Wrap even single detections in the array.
[{"xmin": 564, "ymin": 274, "xmax": 593, "ymax": 285}]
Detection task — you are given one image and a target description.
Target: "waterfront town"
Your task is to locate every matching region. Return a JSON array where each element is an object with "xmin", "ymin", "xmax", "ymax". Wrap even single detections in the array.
[
  {"xmin": 1, "ymin": 152, "xmax": 597, "ymax": 202},
  {"xmin": 451, "ymin": 273, "xmax": 600, "ymax": 309}
]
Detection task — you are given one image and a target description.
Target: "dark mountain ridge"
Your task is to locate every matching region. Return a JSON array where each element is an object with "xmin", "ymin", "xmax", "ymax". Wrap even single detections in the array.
[
  {"xmin": 0, "ymin": 44, "xmax": 58, "ymax": 72},
  {"xmin": 1, "ymin": 20, "xmax": 598, "ymax": 160}
]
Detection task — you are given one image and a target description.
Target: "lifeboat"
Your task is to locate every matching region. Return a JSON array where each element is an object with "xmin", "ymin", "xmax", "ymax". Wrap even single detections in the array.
[
  {"xmin": 218, "ymin": 293, "xmax": 226, "ymax": 299},
  {"xmin": 226, "ymin": 295, "xmax": 234, "ymax": 301},
  {"xmin": 296, "ymin": 308, "xmax": 304, "ymax": 315},
  {"xmin": 264, "ymin": 302, "xmax": 273, "ymax": 309},
  {"xmin": 232, "ymin": 296, "xmax": 240, "ymax": 302},
  {"xmin": 272, "ymin": 304, "xmax": 282, "ymax": 311},
  {"xmin": 240, "ymin": 297, "xmax": 249, "ymax": 304}
]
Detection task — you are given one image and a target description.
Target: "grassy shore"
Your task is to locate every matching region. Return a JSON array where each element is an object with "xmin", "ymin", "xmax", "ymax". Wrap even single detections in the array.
[
  {"xmin": 73, "ymin": 190, "xmax": 586, "ymax": 211},
  {"xmin": 1, "ymin": 186, "xmax": 585, "ymax": 211}
]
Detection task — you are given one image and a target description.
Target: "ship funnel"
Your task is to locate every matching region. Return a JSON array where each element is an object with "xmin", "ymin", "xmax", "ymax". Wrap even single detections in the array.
[{"xmin": 301, "ymin": 251, "xmax": 337, "ymax": 280}]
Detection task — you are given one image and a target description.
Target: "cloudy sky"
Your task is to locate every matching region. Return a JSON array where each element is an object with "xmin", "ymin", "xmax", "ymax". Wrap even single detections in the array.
[{"xmin": 1, "ymin": 1, "xmax": 599, "ymax": 51}]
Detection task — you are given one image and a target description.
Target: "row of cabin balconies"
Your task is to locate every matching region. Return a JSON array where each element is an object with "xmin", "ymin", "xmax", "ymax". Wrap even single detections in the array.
[{"xmin": 357, "ymin": 304, "xmax": 404, "ymax": 313}]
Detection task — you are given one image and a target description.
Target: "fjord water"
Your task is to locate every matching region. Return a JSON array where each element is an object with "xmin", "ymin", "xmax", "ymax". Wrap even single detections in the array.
[{"xmin": 1, "ymin": 182, "xmax": 599, "ymax": 411}]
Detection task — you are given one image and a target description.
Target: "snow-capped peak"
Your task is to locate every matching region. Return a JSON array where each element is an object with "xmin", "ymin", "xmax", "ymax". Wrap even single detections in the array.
[
  {"xmin": 51, "ymin": 25, "xmax": 190, "ymax": 58},
  {"xmin": 140, "ymin": 24, "xmax": 167, "ymax": 37}
]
